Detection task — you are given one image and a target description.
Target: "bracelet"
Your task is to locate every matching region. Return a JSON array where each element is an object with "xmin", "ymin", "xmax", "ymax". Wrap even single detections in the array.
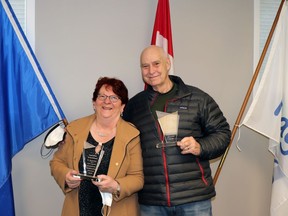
[{"xmin": 113, "ymin": 182, "xmax": 120, "ymax": 198}]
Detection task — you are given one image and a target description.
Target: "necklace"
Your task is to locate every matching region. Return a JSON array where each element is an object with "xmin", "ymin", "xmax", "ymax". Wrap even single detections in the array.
[
  {"xmin": 93, "ymin": 119, "xmax": 117, "ymax": 138},
  {"xmin": 96, "ymin": 131, "xmax": 109, "ymax": 137},
  {"xmin": 95, "ymin": 127, "xmax": 116, "ymax": 138}
]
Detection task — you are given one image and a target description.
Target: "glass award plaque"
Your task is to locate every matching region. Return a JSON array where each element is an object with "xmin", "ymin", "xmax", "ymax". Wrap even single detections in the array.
[
  {"xmin": 155, "ymin": 111, "xmax": 179, "ymax": 148},
  {"xmin": 77, "ymin": 141, "xmax": 105, "ymax": 179}
]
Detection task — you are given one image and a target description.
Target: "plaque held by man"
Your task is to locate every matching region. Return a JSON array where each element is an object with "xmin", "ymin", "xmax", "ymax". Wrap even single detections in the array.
[{"xmin": 156, "ymin": 111, "xmax": 179, "ymax": 148}]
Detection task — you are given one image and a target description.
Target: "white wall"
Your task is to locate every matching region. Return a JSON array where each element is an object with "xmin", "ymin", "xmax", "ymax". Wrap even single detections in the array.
[{"xmin": 12, "ymin": 1, "xmax": 274, "ymax": 215}]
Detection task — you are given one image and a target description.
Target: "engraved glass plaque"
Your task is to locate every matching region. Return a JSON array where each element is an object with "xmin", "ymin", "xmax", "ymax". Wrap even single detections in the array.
[
  {"xmin": 80, "ymin": 141, "xmax": 104, "ymax": 178},
  {"xmin": 156, "ymin": 111, "xmax": 179, "ymax": 148}
]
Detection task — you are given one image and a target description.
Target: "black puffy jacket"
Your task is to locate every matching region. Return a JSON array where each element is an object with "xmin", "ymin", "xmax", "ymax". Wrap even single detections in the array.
[{"xmin": 123, "ymin": 75, "xmax": 231, "ymax": 206}]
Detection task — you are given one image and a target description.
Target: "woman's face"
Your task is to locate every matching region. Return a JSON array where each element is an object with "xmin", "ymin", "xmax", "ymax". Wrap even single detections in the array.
[{"xmin": 93, "ymin": 85, "xmax": 125, "ymax": 120}]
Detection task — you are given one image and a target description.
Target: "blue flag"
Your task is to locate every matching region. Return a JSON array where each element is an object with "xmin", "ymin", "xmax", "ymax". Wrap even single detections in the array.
[{"xmin": 0, "ymin": 1, "xmax": 65, "ymax": 215}]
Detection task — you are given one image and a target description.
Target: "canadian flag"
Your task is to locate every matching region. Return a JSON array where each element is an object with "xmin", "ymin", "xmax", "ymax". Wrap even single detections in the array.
[{"xmin": 151, "ymin": 0, "xmax": 174, "ymax": 74}]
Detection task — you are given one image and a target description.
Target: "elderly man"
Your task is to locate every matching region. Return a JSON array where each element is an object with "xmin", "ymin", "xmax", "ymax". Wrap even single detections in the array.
[{"xmin": 123, "ymin": 45, "xmax": 231, "ymax": 216}]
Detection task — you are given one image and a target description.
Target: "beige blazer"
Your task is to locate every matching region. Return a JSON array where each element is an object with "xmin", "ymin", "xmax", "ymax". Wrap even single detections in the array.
[{"xmin": 50, "ymin": 114, "xmax": 144, "ymax": 216}]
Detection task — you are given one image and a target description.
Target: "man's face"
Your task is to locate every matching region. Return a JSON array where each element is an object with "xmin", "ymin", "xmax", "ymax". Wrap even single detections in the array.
[{"xmin": 140, "ymin": 47, "xmax": 171, "ymax": 89}]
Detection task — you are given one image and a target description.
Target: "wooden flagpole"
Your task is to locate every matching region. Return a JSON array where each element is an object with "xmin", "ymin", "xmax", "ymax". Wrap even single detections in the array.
[{"xmin": 213, "ymin": 0, "xmax": 286, "ymax": 185}]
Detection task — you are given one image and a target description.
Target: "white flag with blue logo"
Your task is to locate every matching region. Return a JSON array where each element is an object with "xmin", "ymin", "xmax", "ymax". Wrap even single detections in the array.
[{"xmin": 242, "ymin": 2, "xmax": 288, "ymax": 215}]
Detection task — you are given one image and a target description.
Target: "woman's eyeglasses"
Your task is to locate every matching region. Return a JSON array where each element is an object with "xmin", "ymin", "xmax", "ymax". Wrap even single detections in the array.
[{"xmin": 97, "ymin": 94, "xmax": 120, "ymax": 103}]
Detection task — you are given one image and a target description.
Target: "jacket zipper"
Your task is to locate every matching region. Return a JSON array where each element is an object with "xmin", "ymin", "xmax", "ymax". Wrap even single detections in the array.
[
  {"xmin": 161, "ymin": 99, "xmax": 178, "ymax": 207},
  {"xmin": 152, "ymin": 94, "xmax": 180, "ymax": 207},
  {"xmin": 196, "ymin": 158, "xmax": 208, "ymax": 185},
  {"xmin": 161, "ymin": 97, "xmax": 183, "ymax": 206},
  {"xmin": 157, "ymin": 123, "xmax": 171, "ymax": 206}
]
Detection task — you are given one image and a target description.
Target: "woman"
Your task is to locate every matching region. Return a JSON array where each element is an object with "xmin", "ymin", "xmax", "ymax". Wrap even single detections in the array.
[{"xmin": 50, "ymin": 77, "xmax": 144, "ymax": 216}]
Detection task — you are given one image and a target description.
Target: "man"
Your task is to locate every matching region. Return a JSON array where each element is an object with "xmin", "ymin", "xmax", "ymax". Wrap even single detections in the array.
[{"xmin": 123, "ymin": 45, "xmax": 231, "ymax": 216}]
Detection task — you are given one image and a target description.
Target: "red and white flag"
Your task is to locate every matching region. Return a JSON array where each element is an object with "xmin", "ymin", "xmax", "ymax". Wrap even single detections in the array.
[{"xmin": 151, "ymin": 0, "xmax": 174, "ymax": 74}]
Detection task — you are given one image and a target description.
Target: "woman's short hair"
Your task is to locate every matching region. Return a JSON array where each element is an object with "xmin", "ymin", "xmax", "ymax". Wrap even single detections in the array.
[{"xmin": 92, "ymin": 77, "xmax": 128, "ymax": 105}]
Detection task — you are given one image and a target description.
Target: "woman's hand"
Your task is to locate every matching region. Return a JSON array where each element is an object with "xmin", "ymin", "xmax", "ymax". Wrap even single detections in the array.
[
  {"xmin": 92, "ymin": 174, "xmax": 119, "ymax": 194},
  {"xmin": 65, "ymin": 170, "xmax": 81, "ymax": 189}
]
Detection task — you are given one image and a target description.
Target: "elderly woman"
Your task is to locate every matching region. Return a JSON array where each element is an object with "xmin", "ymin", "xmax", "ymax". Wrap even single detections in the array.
[{"xmin": 50, "ymin": 77, "xmax": 144, "ymax": 216}]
